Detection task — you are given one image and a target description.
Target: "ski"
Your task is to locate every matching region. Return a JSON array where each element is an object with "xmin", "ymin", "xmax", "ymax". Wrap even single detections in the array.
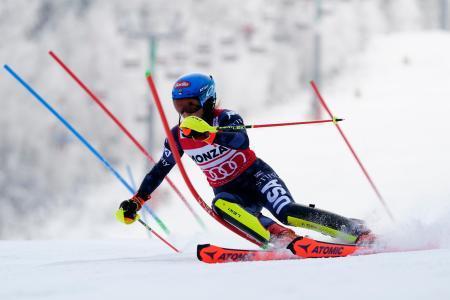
[
  {"xmin": 288, "ymin": 236, "xmax": 364, "ymax": 258},
  {"xmin": 197, "ymin": 236, "xmax": 393, "ymax": 263},
  {"xmin": 197, "ymin": 244, "xmax": 300, "ymax": 264},
  {"xmin": 196, "ymin": 236, "xmax": 365, "ymax": 263},
  {"xmin": 197, "ymin": 237, "xmax": 437, "ymax": 264}
]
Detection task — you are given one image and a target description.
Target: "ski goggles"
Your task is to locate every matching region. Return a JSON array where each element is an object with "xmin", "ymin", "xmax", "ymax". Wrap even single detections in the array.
[{"xmin": 173, "ymin": 98, "xmax": 202, "ymax": 115}]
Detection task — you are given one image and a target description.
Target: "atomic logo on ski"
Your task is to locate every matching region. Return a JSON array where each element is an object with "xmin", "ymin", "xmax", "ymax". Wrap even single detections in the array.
[
  {"xmin": 311, "ymin": 246, "xmax": 344, "ymax": 255},
  {"xmin": 288, "ymin": 237, "xmax": 359, "ymax": 258},
  {"xmin": 204, "ymin": 251, "xmax": 217, "ymax": 259},
  {"xmin": 294, "ymin": 241, "xmax": 345, "ymax": 255},
  {"xmin": 217, "ymin": 253, "xmax": 256, "ymax": 262},
  {"xmin": 298, "ymin": 243, "xmax": 311, "ymax": 253}
]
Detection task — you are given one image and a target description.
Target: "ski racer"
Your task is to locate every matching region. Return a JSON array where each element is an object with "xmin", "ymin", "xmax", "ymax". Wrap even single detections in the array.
[{"xmin": 117, "ymin": 73, "xmax": 374, "ymax": 247}]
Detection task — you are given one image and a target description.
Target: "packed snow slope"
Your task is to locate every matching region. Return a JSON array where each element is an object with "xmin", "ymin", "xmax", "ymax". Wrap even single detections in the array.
[
  {"xmin": 0, "ymin": 241, "xmax": 448, "ymax": 300},
  {"xmin": 2, "ymin": 31, "xmax": 450, "ymax": 299}
]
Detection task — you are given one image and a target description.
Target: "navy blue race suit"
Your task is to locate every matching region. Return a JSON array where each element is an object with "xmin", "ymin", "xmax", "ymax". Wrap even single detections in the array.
[{"xmin": 136, "ymin": 109, "xmax": 365, "ymax": 240}]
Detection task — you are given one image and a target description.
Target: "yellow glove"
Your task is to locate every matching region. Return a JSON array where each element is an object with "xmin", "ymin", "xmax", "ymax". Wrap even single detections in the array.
[
  {"xmin": 116, "ymin": 208, "xmax": 140, "ymax": 224},
  {"xmin": 179, "ymin": 116, "xmax": 217, "ymax": 144},
  {"xmin": 116, "ymin": 196, "xmax": 145, "ymax": 224}
]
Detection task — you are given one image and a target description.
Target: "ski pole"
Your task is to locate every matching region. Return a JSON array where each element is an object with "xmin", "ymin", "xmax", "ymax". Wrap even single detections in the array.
[
  {"xmin": 138, "ymin": 219, "xmax": 180, "ymax": 253},
  {"xmin": 48, "ymin": 51, "xmax": 206, "ymax": 230},
  {"xmin": 3, "ymin": 64, "xmax": 174, "ymax": 241},
  {"xmin": 146, "ymin": 71, "xmax": 265, "ymax": 248},
  {"xmin": 310, "ymin": 80, "xmax": 395, "ymax": 222},
  {"xmin": 217, "ymin": 118, "xmax": 343, "ymax": 131}
]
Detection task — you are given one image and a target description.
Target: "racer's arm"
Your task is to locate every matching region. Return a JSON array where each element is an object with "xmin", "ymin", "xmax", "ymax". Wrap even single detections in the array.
[
  {"xmin": 135, "ymin": 126, "xmax": 184, "ymax": 200},
  {"xmin": 117, "ymin": 126, "xmax": 183, "ymax": 224},
  {"xmin": 214, "ymin": 110, "xmax": 249, "ymax": 149}
]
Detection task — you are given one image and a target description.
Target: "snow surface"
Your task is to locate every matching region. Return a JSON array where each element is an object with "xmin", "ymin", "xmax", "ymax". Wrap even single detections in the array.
[
  {"xmin": 2, "ymin": 31, "xmax": 450, "ymax": 299},
  {"xmin": 0, "ymin": 240, "xmax": 449, "ymax": 300}
]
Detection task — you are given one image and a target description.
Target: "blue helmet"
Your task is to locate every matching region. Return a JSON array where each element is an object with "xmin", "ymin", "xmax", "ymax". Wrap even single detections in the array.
[{"xmin": 172, "ymin": 73, "xmax": 216, "ymax": 107}]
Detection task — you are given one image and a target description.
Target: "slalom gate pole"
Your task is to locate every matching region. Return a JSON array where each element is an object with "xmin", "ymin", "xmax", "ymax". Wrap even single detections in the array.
[
  {"xmin": 145, "ymin": 71, "xmax": 264, "ymax": 248},
  {"xmin": 126, "ymin": 165, "xmax": 137, "ymax": 191},
  {"xmin": 48, "ymin": 51, "xmax": 206, "ymax": 230},
  {"xmin": 217, "ymin": 118, "xmax": 343, "ymax": 131},
  {"xmin": 3, "ymin": 65, "xmax": 180, "ymax": 252},
  {"xmin": 310, "ymin": 80, "xmax": 395, "ymax": 222}
]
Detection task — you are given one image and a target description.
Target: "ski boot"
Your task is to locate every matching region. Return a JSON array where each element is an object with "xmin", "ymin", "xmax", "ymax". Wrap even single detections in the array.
[
  {"xmin": 268, "ymin": 223, "xmax": 299, "ymax": 248},
  {"xmin": 355, "ymin": 231, "xmax": 377, "ymax": 246},
  {"xmin": 351, "ymin": 218, "xmax": 377, "ymax": 246}
]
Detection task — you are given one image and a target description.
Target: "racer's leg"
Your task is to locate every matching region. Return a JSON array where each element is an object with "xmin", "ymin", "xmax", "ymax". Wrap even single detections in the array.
[
  {"xmin": 212, "ymin": 192, "xmax": 272, "ymax": 244},
  {"xmin": 254, "ymin": 160, "xmax": 369, "ymax": 243}
]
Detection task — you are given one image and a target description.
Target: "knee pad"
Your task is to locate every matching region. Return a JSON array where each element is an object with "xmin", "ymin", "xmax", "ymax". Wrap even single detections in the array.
[{"xmin": 212, "ymin": 192, "xmax": 243, "ymax": 214}]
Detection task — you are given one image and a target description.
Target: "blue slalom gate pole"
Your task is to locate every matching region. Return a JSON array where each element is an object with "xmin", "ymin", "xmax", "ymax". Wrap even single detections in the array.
[
  {"xmin": 126, "ymin": 165, "xmax": 137, "ymax": 190},
  {"xmin": 3, "ymin": 64, "xmax": 170, "ymax": 235}
]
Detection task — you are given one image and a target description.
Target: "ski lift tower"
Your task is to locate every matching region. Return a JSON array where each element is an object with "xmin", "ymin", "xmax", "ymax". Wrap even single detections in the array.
[
  {"xmin": 311, "ymin": 0, "xmax": 322, "ymax": 119},
  {"xmin": 117, "ymin": 6, "xmax": 166, "ymax": 159}
]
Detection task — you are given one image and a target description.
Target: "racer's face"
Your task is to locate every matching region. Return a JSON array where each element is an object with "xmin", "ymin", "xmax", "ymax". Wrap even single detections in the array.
[{"xmin": 173, "ymin": 98, "xmax": 203, "ymax": 118}]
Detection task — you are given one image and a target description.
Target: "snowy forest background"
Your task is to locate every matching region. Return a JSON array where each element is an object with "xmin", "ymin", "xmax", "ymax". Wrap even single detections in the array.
[{"xmin": 1, "ymin": 0, "xmax": 449, "ymax": 239}]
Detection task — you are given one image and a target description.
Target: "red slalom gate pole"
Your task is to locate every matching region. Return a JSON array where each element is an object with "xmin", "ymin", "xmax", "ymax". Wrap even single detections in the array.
[
  {"xmin": 146, "ymin": 71, "xmax": 264, "ymax": 248},
  {"xmin": 310, "ymin": 80, "xmax": 395, "ymax": 222},
  {"xmin": 48, "ymin": 51, "xmax": 206, "ymax": 229}
]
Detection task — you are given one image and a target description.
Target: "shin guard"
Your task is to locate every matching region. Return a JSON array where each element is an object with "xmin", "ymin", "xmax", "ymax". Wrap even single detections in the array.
[
  {"xmin": 213, "ymin": 198, "xmax": 270, "ymax": 244},
  {"xmin": 282, "ymin": 204, "xmax": 362, "ymax": 243}
]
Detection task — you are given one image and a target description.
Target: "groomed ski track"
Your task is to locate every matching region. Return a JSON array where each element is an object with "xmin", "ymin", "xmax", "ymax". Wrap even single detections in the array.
[{"xmin": 1, "ymin": 240, "xmax": 449, "ymax": 300}]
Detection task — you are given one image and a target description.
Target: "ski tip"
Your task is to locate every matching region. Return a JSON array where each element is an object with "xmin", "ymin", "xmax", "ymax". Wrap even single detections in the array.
[
  {"xmin": 145, "ymin": 70, "xmax": 151, "ymax": 77},
  {"xmin": 197, "ymin": 244, "xmax": 211, "ymax": 262},
  {"xmin": 287, "ymin": 236, "xmax": 303, "ymax": 253}
]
